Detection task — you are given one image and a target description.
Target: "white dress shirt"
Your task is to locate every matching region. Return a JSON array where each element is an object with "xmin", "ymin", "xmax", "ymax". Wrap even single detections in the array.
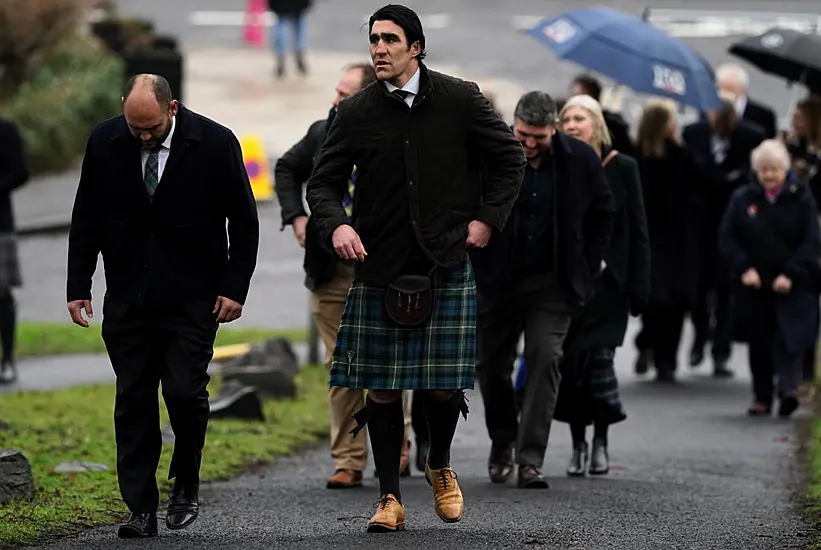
[
  {"xmin": 384, "ymin": 68, "xmax": 420, "ymax": 107},
  {"xmin": 140, "ymin": 116, "xmax": 176, "ymax": 182}
]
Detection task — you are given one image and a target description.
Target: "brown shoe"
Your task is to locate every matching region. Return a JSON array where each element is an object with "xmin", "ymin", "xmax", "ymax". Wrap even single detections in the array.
[
  {"xmin": 366, "ymin": 494, "xmax": 406, "ymax": 532},
  {"xmin": 326, "ymin": 469, "xmax": 363, "ymax": 489},
  {"xmin": 488, "ymin": 444, "xmax": 514, "ymax": 484},
  {"xmin": 425, "ymin": 462, "xmax": 464, "ymax": 523},
  {"xmin": 517, "ymin": 465, "xmax": 549, "ymax": 489}
]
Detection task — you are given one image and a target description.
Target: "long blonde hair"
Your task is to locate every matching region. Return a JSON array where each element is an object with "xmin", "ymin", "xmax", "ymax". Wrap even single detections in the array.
[
  {"xmin": 559, "ymin": 94, "xmax": 612, "ymax": 149},
  {"xmin": 637, "ymin": 99, "xmax": 677, "ymax": 158}
]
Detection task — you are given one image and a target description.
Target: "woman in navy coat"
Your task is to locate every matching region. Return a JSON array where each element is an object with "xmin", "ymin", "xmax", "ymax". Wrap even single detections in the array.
[{"xmin": 719, "ymin": 139, "xmax": 821, "ymax": 417}]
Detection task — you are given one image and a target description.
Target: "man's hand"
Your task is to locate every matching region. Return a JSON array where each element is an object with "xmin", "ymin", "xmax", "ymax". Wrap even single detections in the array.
[
  {"xmin": 67, "ymin": 300, "xmax": 93, "ymax": 328},
  {"xmin": 214, "ymin": 296, "xmax": 243, "ymax": 323},
  {"xmin": 292, "ymin": 215, "xmax": 308, "ymax": 248},
  {"xmin": 332, "ymin": 225, "xmax": 367, "ymax": 261},
  {"xmin": 741, "ymin": 268, "xmax": 761, "ymax": 288},
  {"xmin": 466, "ymin": 220, "xmax": 492, "ymax": 249},
  {"xmin": 773, "ymin": 274, "xmax": 792, "ymax": 294}
]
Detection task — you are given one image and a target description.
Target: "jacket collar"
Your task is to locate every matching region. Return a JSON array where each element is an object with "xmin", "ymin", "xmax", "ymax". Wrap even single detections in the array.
[{"xmin": 377, "ymin": 62, "xmax": 434, "ymax": 104}]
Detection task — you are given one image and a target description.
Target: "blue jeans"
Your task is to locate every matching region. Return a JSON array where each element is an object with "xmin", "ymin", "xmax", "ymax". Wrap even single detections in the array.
[{"xmin": 272, "ymin": 15, "xmax": 306, "ymax": 55}]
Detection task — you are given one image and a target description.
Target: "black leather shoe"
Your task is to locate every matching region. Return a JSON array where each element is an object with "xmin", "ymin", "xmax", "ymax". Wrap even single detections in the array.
[
  {"xmin": 488, "ymin": 444, "xmax": 514, "ymax": 484},
  {"xmin": 166, "ymin": 483, "xmax": 199, "ymax": 530},
  {"xmin": 589, "ymin": 439, "xmax": 609, "ymax": 475},
  {"xmin": 0, "ymin": 361, "xmax": 17, "ymax": 384},
  {"xmin": 118, "ymin": 512, "xmax": 158, "ymax": 538},
  {"xmin": 566, "ymin": 441, "xmax": 588, "ymax": 477},
  {"xmin": 517, "ymin": 465, "xmax": 549, "ymax": 488}
]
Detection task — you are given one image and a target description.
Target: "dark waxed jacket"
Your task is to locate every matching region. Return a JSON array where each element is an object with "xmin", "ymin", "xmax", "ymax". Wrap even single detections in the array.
[
  {"xmin": 275, "ymin": 116, "xmax": 343, "ymax": 291},
  {"xmin": 305, "ymin": 63, "xmax": 526, "ymax": 285}
]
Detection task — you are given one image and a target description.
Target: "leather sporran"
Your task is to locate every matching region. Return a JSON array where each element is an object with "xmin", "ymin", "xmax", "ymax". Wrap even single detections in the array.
[{"xmin": 384, "ymin": 275, "xmax": 433, "ymax": 326}]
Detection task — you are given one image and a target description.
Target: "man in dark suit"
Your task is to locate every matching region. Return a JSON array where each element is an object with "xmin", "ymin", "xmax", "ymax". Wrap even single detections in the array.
[
  {"xmin": 715, "ymin": 63, "xmax": 778, "ymax": 139},
  {"xmin": 66, "ymin": 74, "xmax": 259, "ymax": 538},
  {"xmin": 683, "ymin": 92, "xmax": 765, "ymax": 377}
]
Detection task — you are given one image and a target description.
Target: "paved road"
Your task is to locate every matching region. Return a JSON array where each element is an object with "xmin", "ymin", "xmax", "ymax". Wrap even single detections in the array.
[{"xmin": 31, "ymin": 322, "xmax": 810, "ymax": 549}]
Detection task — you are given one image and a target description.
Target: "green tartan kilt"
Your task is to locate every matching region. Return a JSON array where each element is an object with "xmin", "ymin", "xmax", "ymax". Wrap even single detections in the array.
[{"xmin": 329, "ymin": 259, "xmax": 476, "ymax": 391}]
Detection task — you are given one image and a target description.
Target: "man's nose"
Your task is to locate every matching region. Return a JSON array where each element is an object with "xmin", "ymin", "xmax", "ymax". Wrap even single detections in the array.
[
  {"xmin": 373, "ymin": 41, "xmax": 388, "ymax": 54},
  {"xmin": 141, "ymin": 132, "xmax": 152, "ymax": 142}
]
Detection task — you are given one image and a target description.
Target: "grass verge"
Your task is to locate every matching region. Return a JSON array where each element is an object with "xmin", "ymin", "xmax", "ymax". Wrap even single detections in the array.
[
  {"xmin": 14, "ymin": 322, "xmax": 307, "ymax": 358},
  {"xmin": 0, "ymin": 363, "xmax": 329, "ymax": 547}
]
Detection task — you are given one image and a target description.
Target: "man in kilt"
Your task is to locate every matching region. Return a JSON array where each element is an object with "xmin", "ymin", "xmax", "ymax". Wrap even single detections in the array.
[{"xmin": 306, "ymin": 4, "xmax": 525, "ymax": 532}]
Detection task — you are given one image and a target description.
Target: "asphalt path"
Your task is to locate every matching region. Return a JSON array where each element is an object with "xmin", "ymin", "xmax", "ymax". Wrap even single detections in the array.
[{"xmin": 30, "ymin": 322, "xmax": 810, "ymax": 549}]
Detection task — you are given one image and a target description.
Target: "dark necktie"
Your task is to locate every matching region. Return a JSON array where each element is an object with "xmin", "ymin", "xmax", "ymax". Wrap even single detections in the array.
[
  {"xmin": 392, "ymin": 89, "xmax": 411, "ymax": 103},
  {"xmin": 144, "ymin": 147, "xmax": 160, "ymax": 197}
]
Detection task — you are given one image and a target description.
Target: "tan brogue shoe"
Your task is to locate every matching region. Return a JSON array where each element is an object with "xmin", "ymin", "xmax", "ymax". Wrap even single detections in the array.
[
  {"xmin": 326, "ymin": 469, "xmax": 363, "ymax": 489},
  {"xmin": 366, "ymin": 494, "xmax": 406, "ymax": 533},
  {"xmin": 425, "ymin": 463, "xmax": 464, "ymax": 523}
]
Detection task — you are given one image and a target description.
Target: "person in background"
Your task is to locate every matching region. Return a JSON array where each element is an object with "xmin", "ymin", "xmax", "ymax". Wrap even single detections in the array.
[
  {"xmin": 718, "ymin": 139, "xmax": 821, "ymax": 417},
  {"xmin": 0, "ymin": 115, "xmax": 29, "ymax": 384},
  {"xmin": 474, "ymin": 91, "xmax": 614, "ymax": 489},
  {"xmin": 715, "ymin": 63, "xmax": 778, "ymax": 139},
  {"xmin": 306, "ymin": 4, "xmax": 525, "ymax": 532},
  {"xmin": 570, "ymin": 73, "xmax": 636, "ymax": 158},
  {"xmin": 267, "ymin": 0, "xmax": 312, "ymax": 78},
  {"xmin": 683, "ymin": 92, "xmax": 765, "ymax": 378},
  {"xmin": 632, "ymin": 99, "xmax": 705, "ymax": 382},
  {"xmin": 553, "ymin": 94, "xmax": 650, "ymax": 476},
  {"xmin": 275, "ymin": 62, "xmax": 420, "ymax": 490}
]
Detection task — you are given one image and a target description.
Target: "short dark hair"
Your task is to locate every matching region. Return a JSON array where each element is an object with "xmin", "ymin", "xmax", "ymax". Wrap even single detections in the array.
[
  {"xmin": 368, "ymin": 4, "xmax": 426, "ymax": 61},
  {"xmin": 123, "ymin": 74, "xmax": 173, "ymax": 108},
  {"xmin": 572, "ymin": 73, "xmax": 602, "ymax": 101},
  {"xmin": 514, "ymin": 91, "xmax": 558, "ymax": 127},
  {"xmin": 346, "ymin": 62, "xmax": 378, "ymax": 89}
]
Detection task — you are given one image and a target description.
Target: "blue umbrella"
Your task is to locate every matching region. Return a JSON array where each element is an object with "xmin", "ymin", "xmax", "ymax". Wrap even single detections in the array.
[{"xmin": 525, "ymin": 6, "xmax": 722, "ymax": 111}]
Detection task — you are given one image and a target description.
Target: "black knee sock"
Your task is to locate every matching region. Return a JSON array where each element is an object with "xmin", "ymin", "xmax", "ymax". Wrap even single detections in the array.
[
  {"xmin": 593, "ymin": 421, "xmax": 608, "ymax": 445},
  {"xmin": 366, "ymin": 396, "xmax": 404, "ymax": 502},
  {"xmin": 424, "ymin": 391, "xmax": 466, "ymax": 470},
  {"xmin": 0, "ymin": 294, "xmax": 16, "ymax": 363},
  {"xmin": 570, "ymin": 423, "xmax": 586, "ymax": 445}
]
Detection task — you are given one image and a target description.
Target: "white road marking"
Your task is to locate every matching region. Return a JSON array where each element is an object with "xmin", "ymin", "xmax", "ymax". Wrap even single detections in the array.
[
  {"xmin": 189, "ymin": 11, "xmax": 451, "ymax": 29},
  {"xmin": 512, "ymin": 10, "xmax": 821, "ymax": 38}
]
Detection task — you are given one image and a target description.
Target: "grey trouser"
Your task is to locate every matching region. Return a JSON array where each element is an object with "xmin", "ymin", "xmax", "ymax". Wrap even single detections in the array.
[{"xmin": 476, "ymin": 274, "xmax": 571, "ymax": 468}]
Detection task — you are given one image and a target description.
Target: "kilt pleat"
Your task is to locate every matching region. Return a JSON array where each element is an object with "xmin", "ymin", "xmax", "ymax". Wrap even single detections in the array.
[{"xmin": 329, "ymin": 259, "xmax": 476, "ymax": 390}]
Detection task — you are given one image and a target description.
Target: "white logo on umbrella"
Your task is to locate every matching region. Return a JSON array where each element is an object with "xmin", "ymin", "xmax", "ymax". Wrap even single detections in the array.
[
  {"xmin": 761, "ymin": 33, "xmax": 784, "ymax": 48},
  {"xmin": 543, "ymin": 19, "xmax": 577, "ymax": 44},
  {"xmin": 652, "ymin": 64, "xmax": 687, "ymax": 95}
]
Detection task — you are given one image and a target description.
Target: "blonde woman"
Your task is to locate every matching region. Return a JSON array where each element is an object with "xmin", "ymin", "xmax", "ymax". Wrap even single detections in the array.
[
  {"xmin": 718, "ymin": 139, "xmax": 821, "ymax": 417},
  {"xmin": 552, "ymin": 94, "xmax": 650, "ymax": 477},
  {"xmin": 631, "ymin": 100, "xmax": 705, "ymax": 382}
]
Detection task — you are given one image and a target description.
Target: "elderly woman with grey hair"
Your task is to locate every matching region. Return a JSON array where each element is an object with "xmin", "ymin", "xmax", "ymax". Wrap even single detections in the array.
[{"xmin": 719, "ymin": 139, "xmax": 821, "ymax": 417}]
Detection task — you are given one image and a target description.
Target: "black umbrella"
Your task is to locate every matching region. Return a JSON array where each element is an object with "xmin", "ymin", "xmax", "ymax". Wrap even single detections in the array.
[{"xmin": 728, "ymin": 28, "xmax": 821, "ymax": 93}]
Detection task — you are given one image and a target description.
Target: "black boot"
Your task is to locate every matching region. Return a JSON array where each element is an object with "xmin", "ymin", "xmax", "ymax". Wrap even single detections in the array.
[
  {"xmin": 566, "ymin": 441, "xmax": 588, "ymax": 477},
  {"xmin": 589, "ymin": 438, "xmax": 609, "ymax": 475},
  {"xmin": 118, "ymin": 512, "xmax": 158, "ymax": 538},
  {"xmin": 0, "ymin": 361, "xmax": 16, "ymax": 384}
]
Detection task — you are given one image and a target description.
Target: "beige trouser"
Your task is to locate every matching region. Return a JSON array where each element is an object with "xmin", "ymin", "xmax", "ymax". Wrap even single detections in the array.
[{"xmin": 312, "ymin": 262, "xmax": 413, "ymax": 472}]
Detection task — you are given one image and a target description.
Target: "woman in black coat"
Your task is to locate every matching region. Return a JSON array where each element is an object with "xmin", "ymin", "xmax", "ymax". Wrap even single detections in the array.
[
  {"xmin": 719, "ymin": 139, "xmax": 821, "ymax": 417},
  {"xmin": 631, "ymin": 100, "xmax": 706, "ymax": 382},
  {"xmin": 553, "ymin": 94, "xmax": 651, "ymax": 477}
]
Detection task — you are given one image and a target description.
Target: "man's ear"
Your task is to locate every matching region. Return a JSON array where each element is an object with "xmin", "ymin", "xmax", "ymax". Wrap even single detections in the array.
[{"xmin": 410, "ymin": 40, "xmax": 421, "ymax": 58}]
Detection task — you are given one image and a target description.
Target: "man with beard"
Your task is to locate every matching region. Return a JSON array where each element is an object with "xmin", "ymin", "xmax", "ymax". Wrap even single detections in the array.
[
  {"xmin": 474, "ymin": 91, "xmax": 615, "ymax": 488},
  {"xmin": 306, "ymin": 4, "xmax": 525, "ymax": 532},
  {"xmin": 276, "ymin": 62, "xmax": 418, "ymax": 488},
  {"xmin": 67, "ymin": 74, "xmax": 259, "ymax": 538}
]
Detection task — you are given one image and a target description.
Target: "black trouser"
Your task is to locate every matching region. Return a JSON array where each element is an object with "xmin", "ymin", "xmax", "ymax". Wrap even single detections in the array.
[
  {"xmin": 635, "ymin": 302, "xmax": 687, "ymax": 372},
  {"xmin": 477, "ymin": 275, "xmax": 570, "ymax": 468},
  {"xmin": 101, "ymin": 298, "xmax": 217, "ymax": 514},
  {"xmin": 692, "ymin": 280, "xmax": 732, "ymax": 361},
  {"xmin": 746, "ymin": 292, "xmax": 803, "ymax": 404}
]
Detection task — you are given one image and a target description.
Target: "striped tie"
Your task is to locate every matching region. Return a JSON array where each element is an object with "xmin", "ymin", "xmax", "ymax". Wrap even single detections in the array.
[{"xmin": 144, "ymin": 147, "xmax": 160, "ymax": 197}]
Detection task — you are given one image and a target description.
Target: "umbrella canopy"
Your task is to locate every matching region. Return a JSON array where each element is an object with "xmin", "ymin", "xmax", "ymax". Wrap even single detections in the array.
[
  {"xmin": 728, "ymin": 28, "xmax": 821, "ymax": 93},
  {"xmin": 526, "ymin": 6, "xmax": 722, "ymax": 111}
]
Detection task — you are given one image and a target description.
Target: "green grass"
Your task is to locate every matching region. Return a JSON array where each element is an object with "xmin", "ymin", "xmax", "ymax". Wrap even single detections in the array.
[
  {"xmin": 14, "ymin": 322, "xmax": 307, "ymax": 358},
  {"xmin": 0, "ymin": 364, "xmax": 330, "ymax": 547}
]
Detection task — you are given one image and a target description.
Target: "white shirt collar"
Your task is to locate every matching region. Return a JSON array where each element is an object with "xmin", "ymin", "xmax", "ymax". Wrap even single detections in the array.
[
  {"xmin": 384, "ymin": 67, "xmax": 421, "ymax": 96},
  {"xmin": 162, "ymin": 116, "xmax": 176, "ymax": 150},
  {"xmin": 735, "ymin": 95, "xmax": 748, "ymax": 117}
]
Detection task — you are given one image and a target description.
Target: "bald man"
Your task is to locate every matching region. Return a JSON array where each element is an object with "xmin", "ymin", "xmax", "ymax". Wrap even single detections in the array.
[{"xmin": 67, "ymin": 74, "xmax": 259, "ymax": 538}]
